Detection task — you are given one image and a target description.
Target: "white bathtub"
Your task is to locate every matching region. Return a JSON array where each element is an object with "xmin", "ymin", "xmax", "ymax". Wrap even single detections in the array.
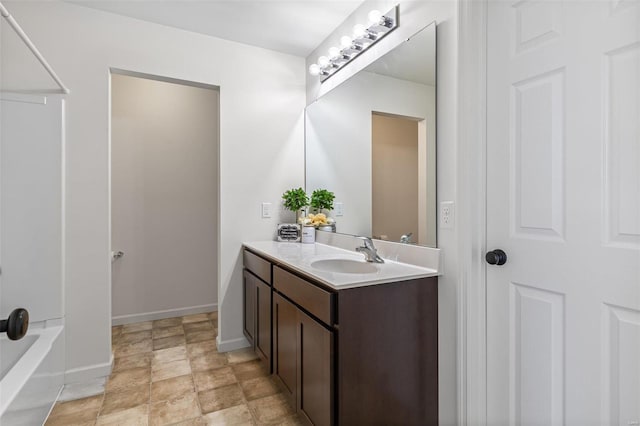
[{"xmin": 0, "ymin": 323, "xmax": 64, "ymax": 425}]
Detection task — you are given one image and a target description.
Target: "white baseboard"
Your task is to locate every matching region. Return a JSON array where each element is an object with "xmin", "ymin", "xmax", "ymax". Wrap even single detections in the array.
[
  {"xmin": 216, "ymin": 335, "xmax": 250, "ymax": 353},
  {"xmin": 64, "ymin": 353, "xmax": 113, "ymax": 386},
  {"xmin": 58, "ymin": 376, "xmax": 107, "ymax": 402},
  {"xmin": 111, "ymin": 303, "xmax": 217, "ymax": 326}
]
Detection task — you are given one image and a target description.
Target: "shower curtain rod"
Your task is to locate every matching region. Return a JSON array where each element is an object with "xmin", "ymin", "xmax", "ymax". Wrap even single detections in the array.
[{"xmin": 0, "ymin": 2, "xmax": 70, "ymax": 94}]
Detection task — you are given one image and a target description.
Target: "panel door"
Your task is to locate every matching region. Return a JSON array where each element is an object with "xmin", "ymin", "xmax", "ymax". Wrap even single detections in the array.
[
  {"xmin": 297, "ymin": 310, "xmax": 333, "ymax": 426},
  {"xmin": 243, "ymin": 270, "xmax": 256, "ymax": 346},
  {"xmin": 256, "ymin": 277, "xmax": 272, "ymax": 372},
  {"xmin": 487, "ymin": 2, "xmax": 640, "ymax": 425},
  {"xmin": 273, "ymin": 293, "xmax": 298, "ymax": 408}
]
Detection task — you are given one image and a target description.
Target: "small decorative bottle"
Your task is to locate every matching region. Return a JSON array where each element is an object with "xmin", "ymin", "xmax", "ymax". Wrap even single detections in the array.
[{"xmin": 301, "ymin": 226, "xmax": 315, "ymax": 244}]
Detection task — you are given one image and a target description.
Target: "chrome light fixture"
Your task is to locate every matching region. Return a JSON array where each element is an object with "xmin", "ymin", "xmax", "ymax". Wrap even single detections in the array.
[{"xmin": 309, "ymin": 5, "xmax": 399, "ymax": 82}]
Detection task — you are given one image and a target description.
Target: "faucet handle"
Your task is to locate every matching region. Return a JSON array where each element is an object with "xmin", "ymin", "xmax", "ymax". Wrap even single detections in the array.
[
  {"xmin": 355, "ymin": 236, "xmax": 384, "ymax": 263},
  {"xmin": 400, "ymin": 233, "xmax": 413, "ymax": 243},
  {"xmin": 356, "ymin": 236, "xmax": 375, "ymax": 249}
]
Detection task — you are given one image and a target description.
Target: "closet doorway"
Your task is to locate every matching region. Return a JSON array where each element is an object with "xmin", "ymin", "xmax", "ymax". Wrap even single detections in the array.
[
  {"xmin": 110, "ymin": 71, "xmax": 219, "ymax": 325},
  {"xmin": 371, "ymin": 112, "xmax": 429, "ymax": 244}
]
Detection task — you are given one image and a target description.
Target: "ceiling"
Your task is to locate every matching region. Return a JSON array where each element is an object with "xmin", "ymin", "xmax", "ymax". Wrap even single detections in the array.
[{"xmin": 68, "ymin": 1, "xmax": 365, "ymax": 57}]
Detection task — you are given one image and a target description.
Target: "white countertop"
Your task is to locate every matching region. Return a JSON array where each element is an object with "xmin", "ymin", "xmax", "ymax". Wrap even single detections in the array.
[{"xmin": 243, "ymin": 241, "xmax": 439, "ymax": 290}]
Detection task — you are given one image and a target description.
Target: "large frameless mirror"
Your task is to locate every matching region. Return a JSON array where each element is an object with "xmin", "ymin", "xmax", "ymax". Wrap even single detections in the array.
[{"xmin": 305, "ymin": 22, "xmax": 437, "ymax": 246}]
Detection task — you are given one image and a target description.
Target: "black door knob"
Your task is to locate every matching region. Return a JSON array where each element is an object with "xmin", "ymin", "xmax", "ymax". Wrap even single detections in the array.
[
  {"xmin": 0, "ymin": 308, "xmax": 29, "ymax": 341},
  {"xmin": 486, "ymin": 249, "xmax": 507, "ymax": 265}
]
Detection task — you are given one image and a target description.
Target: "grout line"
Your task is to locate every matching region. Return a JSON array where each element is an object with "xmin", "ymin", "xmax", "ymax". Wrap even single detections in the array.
[
  {"xmin": 190, "ymin": 336, "xmax": 204, "ymax": 421},
  {"xmin": 147, "ymin": 362, "xmax": 153, "ymax": 426}
]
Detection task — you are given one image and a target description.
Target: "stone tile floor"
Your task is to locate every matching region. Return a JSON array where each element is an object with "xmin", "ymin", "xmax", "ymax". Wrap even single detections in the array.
[{"xmin": 45, "ymin": 312, "xmax": 302, "ymax": 425}]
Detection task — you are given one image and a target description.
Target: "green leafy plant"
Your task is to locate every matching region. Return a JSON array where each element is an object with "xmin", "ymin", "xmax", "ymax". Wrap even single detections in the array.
[
  {"xmin": 282, "ymin": 188, "xmax": 309, "ymax": 212},
  {"xmin": 310, "ymin": 189, "xmax": 335, "ymax": 212}
]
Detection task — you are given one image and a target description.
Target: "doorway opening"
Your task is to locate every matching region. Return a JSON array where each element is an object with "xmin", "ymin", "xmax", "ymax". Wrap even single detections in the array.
[
  {"xmin": 109, "ymin": 70, "xmax": 220, "ymax": 326},
  {"xmin": 371, "ymin": 112, "xmax": 433, "ymax": 245}
]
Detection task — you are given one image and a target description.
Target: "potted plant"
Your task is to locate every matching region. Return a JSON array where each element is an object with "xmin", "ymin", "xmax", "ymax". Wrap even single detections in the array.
[
  {"xmin": 310, "ymin": 189, "xmax": 335, "ymax": 214},
  {"xmin": 282, "ymin": 187, "xmax": 309, "ymax": 223},
  {"xmin": 309, "ymin": 189, "xmax": 336, "ymax": 232}
]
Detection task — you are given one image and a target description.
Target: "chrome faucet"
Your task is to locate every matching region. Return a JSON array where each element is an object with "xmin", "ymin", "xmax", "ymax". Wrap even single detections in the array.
[
  {"xmin": 356, "ymin": 237, "xmax": 385, "ymax": 263},
  {"xmin": 400, "ymin": 232, "xmax": 413, "ymax": 244}
]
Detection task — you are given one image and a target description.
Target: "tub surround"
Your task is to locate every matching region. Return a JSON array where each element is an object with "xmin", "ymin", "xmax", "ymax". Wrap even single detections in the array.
[
  {"xmin": 243, "ymin": 237, "xmax": 440, "ymax": 290},
  {"xmin": 0, "ymin": 321, "xmax": 65, "ymax": 425}
]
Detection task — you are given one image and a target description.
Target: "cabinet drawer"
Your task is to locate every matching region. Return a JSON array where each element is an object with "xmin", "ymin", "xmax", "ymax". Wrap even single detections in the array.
[
  {"xmin": 273, "ymin": 266, "xmax": 334, "ymax": 326},
  {"xmin": 244, "ymin": 250, "xmax": 271, "ymax": 284}
]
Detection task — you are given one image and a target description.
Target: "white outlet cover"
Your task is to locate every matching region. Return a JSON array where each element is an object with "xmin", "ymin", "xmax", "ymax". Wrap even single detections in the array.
[
  {"xmin": 334, "ymin": 202, "xmax": 344, "ymax": 217},
  {"xmin": 440, "ymin": 201, "xmax": 454, "ymax": 229}
]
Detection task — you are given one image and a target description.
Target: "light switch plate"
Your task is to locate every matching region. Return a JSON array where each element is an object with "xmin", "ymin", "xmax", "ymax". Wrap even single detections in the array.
[
  {"xmin": 334, "ymin": 202, "xmax": 344, "ymax": 217},
  {"xmin": 440, "ymin": 201, "xmax": 454, "ymax": 229},
  {"xmin": 261, "ymin": 202, "xmax": 272, "ymax": 218}
]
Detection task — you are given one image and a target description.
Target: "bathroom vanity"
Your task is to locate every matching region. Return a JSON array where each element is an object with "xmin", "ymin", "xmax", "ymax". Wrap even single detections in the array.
[{"xmin": 242, "ymin": 241, "xmax": 439, "ymax": 425}]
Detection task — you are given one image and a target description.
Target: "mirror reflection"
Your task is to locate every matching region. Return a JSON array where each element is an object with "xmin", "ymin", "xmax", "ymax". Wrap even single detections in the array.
[{"xmin": 305, "ymin": 22, "xmax": 437, "ymax": 246}]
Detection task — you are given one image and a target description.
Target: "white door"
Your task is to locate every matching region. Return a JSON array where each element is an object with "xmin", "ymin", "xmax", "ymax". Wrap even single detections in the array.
[{"xmin": 487, "ymin": 2, "xmax": 640, "ymax": 425}]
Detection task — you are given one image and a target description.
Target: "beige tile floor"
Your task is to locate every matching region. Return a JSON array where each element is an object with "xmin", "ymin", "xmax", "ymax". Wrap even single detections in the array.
[{"xmin": 45, "ymin": 312, "xmax": 303, "ymax": 425}]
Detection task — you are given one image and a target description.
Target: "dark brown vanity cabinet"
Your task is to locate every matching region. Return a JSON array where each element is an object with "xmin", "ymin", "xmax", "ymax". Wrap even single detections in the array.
[
  {"xmin": 242, "ymin": 269, "xmax": 256, "ymax": 343},
  {"xmin": 272, "ymin": 276, "xmax": 334, "ymax": 426},
  {"xmin": 272, "ymin": 293, "xmax": 297, "ymax": 404},
  {"xmin": 243, "ymin": 248, "xmax": 438, "ymax": 426},
  {"xmin": 297, "ymin": 308, "xmax": 333, "ymax": 426},
  {"xmin": 243, "ymin": 251, "xmax": 272, "ymax": 372}
]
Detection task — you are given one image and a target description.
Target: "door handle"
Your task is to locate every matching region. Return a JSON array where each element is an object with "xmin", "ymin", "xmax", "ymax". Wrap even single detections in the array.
[
  {"xmin": 0, "ymin": 308, "xmax": 29, "ymax": 341},
  {"xmin": 486, "ymin": 249, "xmax": 507, "ymax": 265},
  {"xmin": 111, "ymin": 250, "xmax": 125, "ymax": 262}
]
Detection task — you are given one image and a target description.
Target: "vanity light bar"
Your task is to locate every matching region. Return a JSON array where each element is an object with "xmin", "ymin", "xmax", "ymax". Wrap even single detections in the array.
[{"xmin": 309, "ymin": 5, "xmax": 399, "ymax": 82}]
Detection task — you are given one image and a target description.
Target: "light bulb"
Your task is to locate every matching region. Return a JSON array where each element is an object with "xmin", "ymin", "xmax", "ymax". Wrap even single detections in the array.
[
  {"xmin": 340, "ymin": 35, "xmax": 353, "ymax": 49},
  {"xmin": 353, "ymin": 24, "xmax": 367, "ymax": 39},
  {"xmin": 368, "ymin": 10, "xmax": 382, "ymax": 25},
  {"xmin": 308, "ymin": 64, "xmax": 320, "ymax": 76},
  {"xmin": 317, "ymin": 56, "xmax": 329, "ymax": 67},
  {"xmin": 328, "ymin": 47, "xmax": 341, "ymax": 60}
]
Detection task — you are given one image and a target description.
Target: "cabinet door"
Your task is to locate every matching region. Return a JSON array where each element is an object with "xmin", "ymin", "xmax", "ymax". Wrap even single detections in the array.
[
  {"xmin": 273, "ymin": 293, "xmax": 297, "ymax": 408},
  {"xmin": 255, "ymin": 278, "xmax": 272, "ymax": 372},
  {"xmin": 242, "ymin": 270, "xmax": 256, "ymax": 346},
  {"xmin": 298, "ymin": 310, "xmax": 333, "ymax": 426}
]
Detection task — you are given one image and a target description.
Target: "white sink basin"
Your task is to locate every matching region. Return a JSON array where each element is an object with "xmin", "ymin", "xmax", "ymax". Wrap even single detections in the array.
[{"xmin": 310, "ymin": 258, "xmax": 378, "ymax": 274}]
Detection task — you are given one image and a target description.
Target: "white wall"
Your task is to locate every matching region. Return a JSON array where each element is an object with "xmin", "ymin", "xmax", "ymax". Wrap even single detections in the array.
[
  {"xmin": 306, "ymin": 1, "xmax": 459, "ymax": 423},
  {"xmin": 111, "ymin": 74, "xmax": 219, "ymax": 322},
  {"xmin": 1, "ymin": 1, "xmax": 305, "ymax": 382}
]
